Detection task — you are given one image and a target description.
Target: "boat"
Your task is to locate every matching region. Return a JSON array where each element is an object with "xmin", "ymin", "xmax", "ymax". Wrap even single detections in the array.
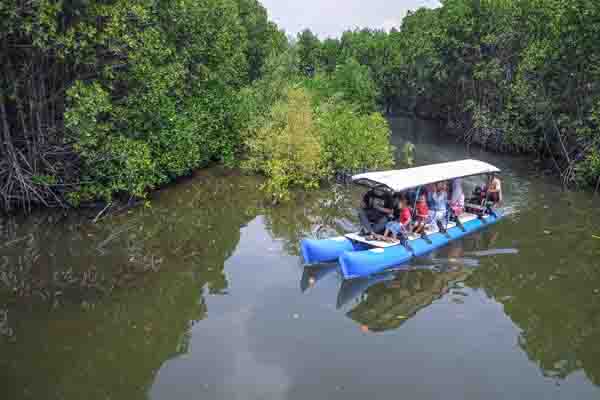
[{"xmin": 300, "ymin": 159, "xmax": 504, "ymax": 279}]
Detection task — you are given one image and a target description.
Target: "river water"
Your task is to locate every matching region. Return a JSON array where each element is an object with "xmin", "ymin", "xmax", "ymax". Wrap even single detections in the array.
[{"xmin": 1, "ymin": 117, "xmax": 599, "ymax": 400}]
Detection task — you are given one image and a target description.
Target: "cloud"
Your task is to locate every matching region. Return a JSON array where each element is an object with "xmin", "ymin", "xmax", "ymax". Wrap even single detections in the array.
[
  {"xmin": 381, "ymin": 17, "xmax": 403, "ymax": 32},
  {"xmin": 261, "ymin": 0, "xmax": 441, "ymax": 38}
]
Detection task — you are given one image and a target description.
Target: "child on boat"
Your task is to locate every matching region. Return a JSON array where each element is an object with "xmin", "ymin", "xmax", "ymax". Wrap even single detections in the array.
[
  {"xmin": 412, "ymin": 192, "xmax": 429, "ymax": 234},
  {"xmin": 371, "ymin": 196, "xmax": 411, "ymax": 243},
  {"xmin": 449, "ymin": 178, "xmax": 465, "ymax": 217}
]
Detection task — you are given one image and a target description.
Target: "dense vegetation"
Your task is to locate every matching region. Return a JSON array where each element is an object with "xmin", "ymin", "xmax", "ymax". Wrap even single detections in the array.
[
  {"xmin": 293, "ymin": 0, "xmax": 600, "ymax": 189},
  {"xmin": 2, "ymin": 0, "xmax": 599, "ymax": 212},
  {"xmin": 0, "ymin": 0, "xmax": 286, "ymax": 211},
  {"xmin": 240, "ymin": 49, "xmax": 394, "ymax": 201},
  {"xmin": 0, "ymin": 0, "xmax": 394, "ymax": 211}
]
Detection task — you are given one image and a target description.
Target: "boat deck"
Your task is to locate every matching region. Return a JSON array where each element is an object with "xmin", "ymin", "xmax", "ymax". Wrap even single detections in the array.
[
  {"xmin": 345, "ymin": 233, "xmax": 401, "ymax": 248},
  {"xmin": 345, "ymin": 213, "xmax": 482, "ymax": 249}
]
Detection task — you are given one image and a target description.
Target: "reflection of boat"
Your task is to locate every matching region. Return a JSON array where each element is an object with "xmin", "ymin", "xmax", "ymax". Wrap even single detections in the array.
[
  {"xmin": 336, "ymin": 272, "xmax": 396, "ymax": 309},
  {"xmin": 344, "ymin": 267, "xmax": 473, "ymax": 333},
  {"xmin": 300, "ymin": 264, "xmax": 337, "ymax": 292},
  {"xmin": 300, "ymin": 160, "xmax": 504, "ymax": 279}
]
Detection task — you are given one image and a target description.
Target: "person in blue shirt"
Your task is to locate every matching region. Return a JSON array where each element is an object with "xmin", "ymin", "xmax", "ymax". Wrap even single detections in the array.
[
  {"xmin": 424, "ymin": 183, "xmax": 436, "ymax": 210},
  {"xmin": 429, "ymin": 182, "xmax": 448, "ymax": 232}
]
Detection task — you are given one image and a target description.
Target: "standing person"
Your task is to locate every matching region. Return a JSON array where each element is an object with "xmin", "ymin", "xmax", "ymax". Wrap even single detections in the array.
[
  {"xmin": 486, "ymin": 174, "xmax": 502, "ymax": 204},
  {"xmin": 358, "ymin": 189, "xmax": 396, "ymax": 235}
]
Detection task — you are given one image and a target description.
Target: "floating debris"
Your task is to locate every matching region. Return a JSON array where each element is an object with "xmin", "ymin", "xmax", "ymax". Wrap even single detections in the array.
[{"xmin": 465, "ymin": 248, "xmax": 519, "ymax": 257}]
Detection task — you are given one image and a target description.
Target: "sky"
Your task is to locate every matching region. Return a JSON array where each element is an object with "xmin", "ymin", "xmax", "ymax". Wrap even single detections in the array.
[{"xmin": 260, "ymin": 0, "xmax": 441, "ymax": 39}]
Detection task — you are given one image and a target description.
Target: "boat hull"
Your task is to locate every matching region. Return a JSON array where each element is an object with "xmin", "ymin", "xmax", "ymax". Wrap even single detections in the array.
[
  {"xmin": 300, "ymin": 211, "xmax": 504, "ymax": 279},
  {"xmin": 300, "ymin": 236, "xmax": 369, "ymax": 265}
]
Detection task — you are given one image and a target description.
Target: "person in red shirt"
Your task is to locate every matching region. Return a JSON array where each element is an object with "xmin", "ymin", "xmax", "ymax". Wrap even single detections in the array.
[
  {"xmin": 372, "ymin": 196, "xmax": 411, "ymax": 243},
  {"xmin": 412, "ymin": 192, "xmax": 429, "ymax": 234}
]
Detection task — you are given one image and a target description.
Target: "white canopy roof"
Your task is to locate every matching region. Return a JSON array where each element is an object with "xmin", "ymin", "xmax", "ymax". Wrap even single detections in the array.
[{"xmin": 352, "ymin": 159, "xmax": 500, "ymax": 193}]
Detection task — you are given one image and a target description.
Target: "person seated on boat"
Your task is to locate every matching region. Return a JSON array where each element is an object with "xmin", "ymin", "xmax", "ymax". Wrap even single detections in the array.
[
  {"xmin": 429, "ymin": 182, "xmax": 449, "ymax": 232},
  {"xmin": 405, "ymin": 188, "xmax": 418, "ymax": 206},
  {"xmin": 449, "ymin": 178, "xmax": 465, "ymax": 218},
  {"xmin": 412, "ymin": 192, "xmax": 429, "ymax": 235},
  {"xmin": 358, "ymin": 189, "xmax": 396, "ymax": 235},
  {"xmin": 424, "ymin": 183, "xmax": 437, "ymax": 210},
  {"xmin": 371, "ymin": 196, "xmax": 412, "ymax": 243},
  {"xmin": 469, "ymin": 184, "xmax": 485, "ymax": 205}
]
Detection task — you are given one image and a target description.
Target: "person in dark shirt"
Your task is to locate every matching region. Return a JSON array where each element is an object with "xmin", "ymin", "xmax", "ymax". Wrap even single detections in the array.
[{"xmin": 358, "ymin": 190, "xmax": 396, "ymax": 235}]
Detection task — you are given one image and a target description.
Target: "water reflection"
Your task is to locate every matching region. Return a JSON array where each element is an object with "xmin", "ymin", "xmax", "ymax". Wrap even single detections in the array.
[
  {"xmin": 468, "ymin": 233, "xmax": 600, "ymax": 386},
  {"xmin": 331, "ymin": 233, "xmax": 506, "ymax": 332},
  {"xmin": 1, "ymin": 119, "xmax": 600, "ymax": 399},
  {"xmin": 0, "ymin": 168, "xmax": 264, "ymax": 400},
  {"xmin": 342, "ymin": 267, "xmax": 471, "ymax": 333},
  {"xmin": 300, "ymin": 264, "xmax": 337, "ymax": 292},
  {"xmin": 263, "ymin": 183, "xmax": 357, "ymax": 255}
]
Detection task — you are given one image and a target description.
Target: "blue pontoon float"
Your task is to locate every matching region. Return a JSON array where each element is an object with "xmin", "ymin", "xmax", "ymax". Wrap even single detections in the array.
[{"xmin": 300, "ymin": 159, "xmax": 504, "ymax": 279}]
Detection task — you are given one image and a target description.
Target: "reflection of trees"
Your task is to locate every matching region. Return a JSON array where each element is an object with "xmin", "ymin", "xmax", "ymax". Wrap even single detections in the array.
[
  {"xmin": 0, "ymin": 168, "xmax": 263, "ymax": 399},
  {"xmin": 300, "ymin": 264, "xmax": 338, "ymax": 292},
  {"xmin": 1, "ymin": 264, "xmax": 207, "ymax": 400},
  {"xmin": 467, "ymin": 238, "xmax": 600, "ymax": 386},
  {"xmin": 262, "ymin": 184, "xmax": 360, "ymax": 255},
  {"xmin": 345, "ymin": 268, "xmax": 472, "ymax": 332}
]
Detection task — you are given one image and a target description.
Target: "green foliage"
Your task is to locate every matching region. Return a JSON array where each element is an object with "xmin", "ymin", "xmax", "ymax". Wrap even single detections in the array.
[
  {"xmin": 237, "ymin": 0, "xmax": 288, "ymax": 81},
  {"xmin": 236, "ymin": 49, "xmax": 301, "ymax": 136},
  {"xmin": 296, "ymin": 29, "xmax": 321, "ymax": 77},
  {"xmin": 242, "ymin": 79, "xmax": 394, "ymax": 201},
  {"xmin": 305, "ymin": 0, "xmax": 600, "ymax": 188},
  {"xmin": 577, "ymin": 152, "xmax": 600, "ymax": 187},
  {"xmin": 6, "ymin": 0, "xmax": 600, "ymax": 212},
  {"xmin": 242, "ymin": 88, "xmax": 325, "ymax": 202},
  {"xmin": 317, "ymin": 103, "xmax": 394, "ymax": 173},
  {"xmin": 318, "ymin": 38, "xmax": 341, "ymax": 74},
  {"xmin": 59, "ymin": 0, "xmax": 288, "ymax": 203},
  {"xmin": 1, "ymin": 0, "xmax": 287, "ymax": 210},
  {"xmin": 65, "ymin": 81, "xmax": 159, "ymax": 202},
  {"xmin": 240, "ymin": 35, "xmax": 396, "ymax": 202},
  {"xmin": 401, "ymin": 142, "xmax": 416, "ymax": 167},
  {"xmin": 305, "ymin": 59, "xmax": 379, "ymax": 113}
]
